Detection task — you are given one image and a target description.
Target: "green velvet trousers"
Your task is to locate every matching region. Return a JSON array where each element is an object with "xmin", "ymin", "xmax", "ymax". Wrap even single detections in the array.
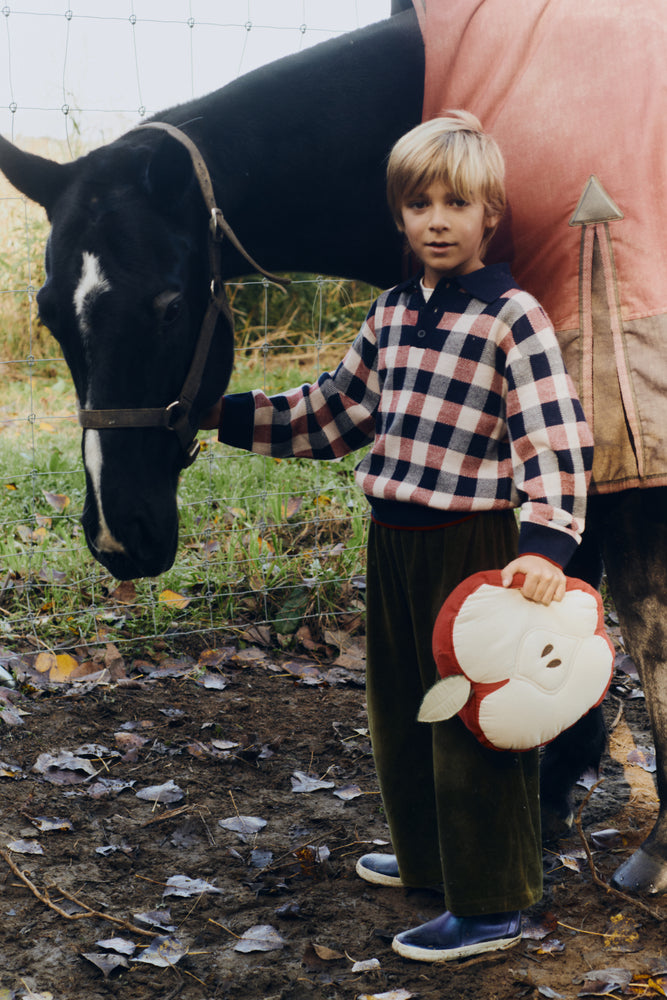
[{"xmin": 365, "ymin": 511, "xmax": 543, "ymax": 916}]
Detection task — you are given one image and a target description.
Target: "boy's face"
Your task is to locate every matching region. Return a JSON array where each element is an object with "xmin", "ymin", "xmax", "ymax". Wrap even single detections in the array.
[{"xmin": 399, "ymin": 180, "xmax": 499, "ymax": 287}]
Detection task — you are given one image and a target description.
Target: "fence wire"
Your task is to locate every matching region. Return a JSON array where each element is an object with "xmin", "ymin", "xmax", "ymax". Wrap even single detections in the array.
[{"xmin": 0, "ymin": 3, "xmax": 388, "ymax": 654}]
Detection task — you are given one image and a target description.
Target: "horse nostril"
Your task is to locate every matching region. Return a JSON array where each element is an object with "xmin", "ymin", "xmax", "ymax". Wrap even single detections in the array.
[{"xmin": 546, "ymin": 659, "xmax": 562, "ymax": 669}]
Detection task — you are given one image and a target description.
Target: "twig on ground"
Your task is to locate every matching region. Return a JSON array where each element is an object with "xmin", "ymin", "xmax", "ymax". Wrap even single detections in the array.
[
  {"xmin": 1, "ymin": 847, "xmax": 156, "ymax": 936},
  {"xmin": 140, "ymin": 804, "xmax": 194, "ymax": 826},
  {"xmin": 574, "ymin": 781, "xmax": 664, "ymax": 922}
]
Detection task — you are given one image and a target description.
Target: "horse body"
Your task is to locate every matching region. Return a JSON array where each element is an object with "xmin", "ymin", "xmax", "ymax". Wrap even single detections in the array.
[{"xmin": 1, "ymin": 4, "xmax": 666, "ymax": 894}]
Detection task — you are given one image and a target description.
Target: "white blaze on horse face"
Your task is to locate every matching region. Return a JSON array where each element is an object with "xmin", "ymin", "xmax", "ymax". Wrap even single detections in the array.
[
  {"xmin": 74, "ymin": 251, "xmax": 110, "ymax": 335},
  {"xmin": 83, "ymin": 430, "xmax": 127, "ymax": 555}
]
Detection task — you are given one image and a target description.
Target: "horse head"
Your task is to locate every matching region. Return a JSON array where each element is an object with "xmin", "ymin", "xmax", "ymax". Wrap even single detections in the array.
[{"xmin": 0, "ymin": 129, "xmax": 235, "ymax": 579}]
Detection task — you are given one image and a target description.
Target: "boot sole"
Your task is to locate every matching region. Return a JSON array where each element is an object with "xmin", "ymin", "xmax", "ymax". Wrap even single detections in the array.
[
  {"xmin": 355, "ymin": 858, "xmax": 404, "ymax": 887},
  {"xmin": 392, "ymin": 931, "xmax": 521, "ymax": 962}
]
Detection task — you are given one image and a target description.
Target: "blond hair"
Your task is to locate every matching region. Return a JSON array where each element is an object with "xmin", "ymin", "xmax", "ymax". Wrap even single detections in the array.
[{"xmin": 386, "ymin": 111, "xmax": 506, "ymax": 250}]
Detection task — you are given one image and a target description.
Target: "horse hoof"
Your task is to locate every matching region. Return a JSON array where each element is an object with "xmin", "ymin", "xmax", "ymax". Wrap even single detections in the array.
[
  {"xmin": 611, "ymin": 847, "xmax": 667, "ymax": 895},
  {"xmin": 540, "ymin": 802, "xmax": 573, "ymax": 844}
]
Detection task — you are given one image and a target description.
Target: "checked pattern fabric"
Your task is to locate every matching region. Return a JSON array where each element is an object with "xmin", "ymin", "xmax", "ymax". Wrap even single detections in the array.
[{"xmin": 222, "ymin": 263, "xmax": 592, "ymax": 563}]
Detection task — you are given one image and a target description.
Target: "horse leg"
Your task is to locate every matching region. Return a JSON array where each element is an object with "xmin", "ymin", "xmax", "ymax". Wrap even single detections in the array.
[
  {"xmin": 540, "ymin": 528, "xmax": 606, "ymax": 839},
  {"xmin": 595, "ymin": 488, "xmax": 667, "ymax": 894}
]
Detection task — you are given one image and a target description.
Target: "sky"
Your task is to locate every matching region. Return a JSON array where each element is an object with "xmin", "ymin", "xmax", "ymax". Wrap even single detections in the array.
[{"xmin": 1, "ymin": 1, "xmax": 392, "ymax": 143}]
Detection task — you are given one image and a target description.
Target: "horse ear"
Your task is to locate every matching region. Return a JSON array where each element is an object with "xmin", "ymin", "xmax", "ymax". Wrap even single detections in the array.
[
  {"xmin": 0, "ymin": 135, "xmax": 75, "ymax": 216},
  {"xmin": 144, "ymin": 134, "xmax": 195, "ymax": 210}
]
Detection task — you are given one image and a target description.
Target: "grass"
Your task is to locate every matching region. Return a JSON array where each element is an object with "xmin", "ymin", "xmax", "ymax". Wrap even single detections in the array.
[
  {"xmin": 0, "ymin": 279, "xmax": 374, "ymax": 654},
  {"xmin": 1, "ymin": 146, "xmax": 377, "ymax": 653}
]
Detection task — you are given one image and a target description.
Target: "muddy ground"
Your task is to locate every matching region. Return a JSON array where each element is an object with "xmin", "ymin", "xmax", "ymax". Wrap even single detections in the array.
[{"xmin": 0, "ymin": 628, "xmax": 665, "ymax": 1000}]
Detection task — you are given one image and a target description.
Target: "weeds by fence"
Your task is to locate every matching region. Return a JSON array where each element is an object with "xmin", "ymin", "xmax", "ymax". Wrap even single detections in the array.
[
  {"xmin": 0, "ymin": 197, "xmax": 375, "ymax": 652},
  {"xmin": 0, "ymin": 3, "xmax": 388, "ymax": 655}
]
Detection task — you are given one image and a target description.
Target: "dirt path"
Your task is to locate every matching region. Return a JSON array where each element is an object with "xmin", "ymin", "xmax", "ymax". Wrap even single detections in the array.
[{"xmin": 0, "ymin": 639, "xmax": 665, "ymax": 1000}]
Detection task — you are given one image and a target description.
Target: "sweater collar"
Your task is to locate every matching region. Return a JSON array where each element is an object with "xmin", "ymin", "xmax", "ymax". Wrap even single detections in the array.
[{"xmin": 396, "ymin": 261, "xmax": 516, "ymax": 303}]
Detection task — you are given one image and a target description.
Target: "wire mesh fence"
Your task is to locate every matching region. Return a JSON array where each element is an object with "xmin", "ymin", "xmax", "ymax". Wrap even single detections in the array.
[{"xmin": 0, "ymin": 2, "xmax": 388, "ymax": 653}]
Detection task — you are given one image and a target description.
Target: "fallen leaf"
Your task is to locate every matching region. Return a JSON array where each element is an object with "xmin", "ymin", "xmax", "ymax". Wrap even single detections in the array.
[
  {"xmin": 75, "ymin": 743, "xmax": 120, "ymax": 760},
  {"xmin": 7, "ymin": 839, "xmax": 43, "ymax": 855},
  {"xmin": 195, "ymin": 672, "xmax": 228, "ymax": 690},
  {"xmin": 590, "ymin": 828, "xmax": 624, "ymax": 849},
  {"xmin": 604, "ymin": 913, "xmax": 642, "ymax": 953},
  {"xmin": 576, "ymin": 766, "xmax": 601, "ymax": 791},
  {"xmin": 162, "ymin": 875, "xmax": 222, "ymax": 898},
  {"xmin": 281, "ymin": 660, "xmax": 322, "ymax": 682},
  {"xmin": 614, "ymin": 651, "xmax": 638, "ymax": 678},
  {"xmin": 281, "ymin": 496, "xmax": 304, "ymax": 519},
  {"xmin": 43, "ymin": 491, "xmax": 69, "ymax": 513},
  {"xmin": 114, "ymin": 732, "xmax": 149, "ymax": 753},
  {"xmin": 633, "ymin": 977, "xmax": 667, "ymax": 997},
  {"xmin": 0, "ymin": 704, "xmax": 25, "ymax": 727},
  {"xmin": 158, "ymin": 590, "xmax": 190, "ymax": 610},
  {"xmin": 234, "ymin": 924, "xmax": 286, "ymax": 953},
  {"xmin": 218, "ymin": 815, "xmax": 267, "ymax": 841},
  {"xmin": 576, "ymin": 967, "xmax": 633, "ymax": 995},
  {"xmin": 535, "ymin": 938, "xmax": 565, "ymax": 955},
  {"xmin": 357, "ymin": 991, "xmax": 414, "ymax": 1000},
  {"xmin": 333, "ymin": 784, "xmax": 363, "ymax": 801},
  {"xmin": 81, "ymin": 952, "xmax": 129, "ymax": 978},
  {"xmin": 108, "ymin": 581, "xmax": 137, "ymax": 604},
  {"xmin": 133, "ymin": 909, "xmax": 176, "ymax": 932},
  {"xmin": 135, "ymin": 936, "xmax": 188, "ymax": 968},
  {"xmin": 32, "ymin": 751, "xmax": 98, "ymax": 784},
  {"xmin": 198, "ymin": 647, "xmax": 234, "ymax": 669},
  {"xmin": 351, "ymin": 957, "xmax": 381, "ymax": 973},
  {"xmin": 627, "ymin": 746, "xmax": 657, "ymax": 772},
  {"xmin": 0, "ymin": 762, "xmax": 23, "ymax": 778},
  {"xmin": 311, "ymin": 942, "xmax": 345, "ymax": 961},
  {"xmin": 30, "ymin": 652, "xmax": 97, "ymax": 685},
  {"xmin": 521, "ymin": 912, "xmax": 558, "ymax": 940},
  {"xmin": 30, "ymin": 816, "xmax": 74, "ymax": 833},
  {"xmin": 211, "ymin": 739, "xmax": 240, "ymax": 751},
  {"xmin": 136, "ymin": 780, "xmax": 184, "ymax": 805},
  {"xmin": 96, "ymin": 844, "xmax": 133, "ymax": 857},
  {"xmin": 291, "ymin": 770, "xmax": 335, "ymax": 793},
  {"xmin": 558, "ymin": 849, "xmax": 586, "ymax": 873},
  {"xmin": 249, "ymin": 848, "xmax": 273, "ymax": 868}
]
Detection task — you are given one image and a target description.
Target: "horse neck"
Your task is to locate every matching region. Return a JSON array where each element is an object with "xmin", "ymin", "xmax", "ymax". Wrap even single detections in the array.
[{"xmin": 160, "ymin": 10, "xmax": 423, "ymax": 289}]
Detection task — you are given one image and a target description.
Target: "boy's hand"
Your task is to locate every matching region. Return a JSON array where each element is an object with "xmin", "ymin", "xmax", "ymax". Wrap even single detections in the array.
[
  {"xmin": 500, "ymin": 554, "xmax": 566, "ymax": 606},
  {"xmin": 199, "ymin": 397, "xmax": 223, "ymax": 430}
]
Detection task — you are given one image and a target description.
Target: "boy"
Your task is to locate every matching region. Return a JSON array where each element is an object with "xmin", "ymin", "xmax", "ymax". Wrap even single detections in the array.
[{"xmin": 201, "ymin": 111, "xmax": 593, "ymax": 962}]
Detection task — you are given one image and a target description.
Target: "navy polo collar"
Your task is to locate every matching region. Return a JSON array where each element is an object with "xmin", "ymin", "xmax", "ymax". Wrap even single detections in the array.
[{"xmin": 395, "ymin": 262, "xmax": 516, "ymax": 304}]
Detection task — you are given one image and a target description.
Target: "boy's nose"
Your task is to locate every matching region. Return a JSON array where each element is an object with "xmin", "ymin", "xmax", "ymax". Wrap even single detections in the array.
[{"xmin": 429, "ymin": 207, "xmax": 450, "ymax": 228}]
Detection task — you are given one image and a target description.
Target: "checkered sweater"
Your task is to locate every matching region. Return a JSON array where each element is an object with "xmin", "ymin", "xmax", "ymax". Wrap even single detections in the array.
[{"xmin": 220, "ymin": 264, "xmax": 593, "ymax": 566}]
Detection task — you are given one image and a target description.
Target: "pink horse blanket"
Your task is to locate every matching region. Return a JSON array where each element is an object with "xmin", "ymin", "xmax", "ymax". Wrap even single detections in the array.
[{"xmin": 414, "ymin": 0, "xmax": 667, "ymax": 492}]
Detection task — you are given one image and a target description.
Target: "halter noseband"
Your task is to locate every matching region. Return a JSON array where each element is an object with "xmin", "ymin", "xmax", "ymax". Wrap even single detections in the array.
[{"xmin": 77, "ymin": 121, "xmax": 288, "ymax": 467}]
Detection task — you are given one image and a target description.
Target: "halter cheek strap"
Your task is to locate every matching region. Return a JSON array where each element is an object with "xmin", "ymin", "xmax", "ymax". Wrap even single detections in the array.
[{"xmin": 77, "ymin": 121, "xmax": 289, "ymax": 467}]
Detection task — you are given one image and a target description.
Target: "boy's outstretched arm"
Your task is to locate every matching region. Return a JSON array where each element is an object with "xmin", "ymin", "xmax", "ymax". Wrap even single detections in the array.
[{"xmin": 500, "ymin": 554, "xmax": 567, "ymax": 606}]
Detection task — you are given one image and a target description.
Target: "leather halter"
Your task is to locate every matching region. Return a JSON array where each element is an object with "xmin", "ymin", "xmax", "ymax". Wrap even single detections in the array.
[{"xmin": 77, "ymin": 121, "xmax": 288, "ymax": 467}]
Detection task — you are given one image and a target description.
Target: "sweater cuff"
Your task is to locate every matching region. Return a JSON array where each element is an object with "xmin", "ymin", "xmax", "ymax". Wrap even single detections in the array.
[
  {"xmin": 518, "ymin": 522, "xmax": 578, "ymax": 569},
  {"xmin": 217, "ymin": 392, "xmax": 256, "ymax": 451}
]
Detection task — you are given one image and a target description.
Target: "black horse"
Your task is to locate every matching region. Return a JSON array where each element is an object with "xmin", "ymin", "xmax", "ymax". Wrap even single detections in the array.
[{"xmin": 1, "ymin": 2, "xmax": 666, "ymax": 896}]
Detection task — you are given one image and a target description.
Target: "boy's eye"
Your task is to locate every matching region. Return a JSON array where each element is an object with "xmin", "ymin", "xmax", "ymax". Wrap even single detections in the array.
[{"xmin": 451, "ymin": 197, "xmax": 468, "ymax": 208}]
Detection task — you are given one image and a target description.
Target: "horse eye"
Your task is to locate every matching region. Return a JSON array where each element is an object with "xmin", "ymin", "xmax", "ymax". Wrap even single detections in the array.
[{"xmin": 155, "ymin": 291, "xmax": 184, "ymax": 327}]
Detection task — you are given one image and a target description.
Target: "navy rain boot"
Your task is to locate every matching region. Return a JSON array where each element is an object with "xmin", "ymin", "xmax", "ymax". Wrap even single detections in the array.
[
  {"xmin": 356, "ymin": 853, "xmax": 403, "ymax": 887},
  {"xmin": 392, "ymin": 909, "xmax": 521, "ymax": 961}
]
